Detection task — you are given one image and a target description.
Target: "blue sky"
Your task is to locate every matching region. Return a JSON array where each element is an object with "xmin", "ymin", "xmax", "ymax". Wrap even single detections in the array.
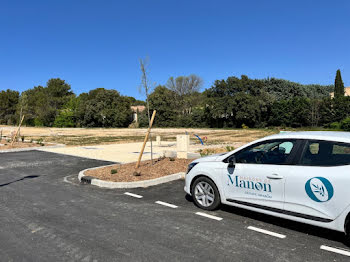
[{"xmin": 0, "ymin": 0, "xmax": 349, "ymax": 100}]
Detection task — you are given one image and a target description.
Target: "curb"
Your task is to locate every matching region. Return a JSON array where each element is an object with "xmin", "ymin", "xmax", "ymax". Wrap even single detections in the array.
[{"xmin": 78, "ymin": 164, "xmax": 185, "ymax": 189}]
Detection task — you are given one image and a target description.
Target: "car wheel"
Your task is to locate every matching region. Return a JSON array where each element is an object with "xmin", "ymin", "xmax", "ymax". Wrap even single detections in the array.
[
  {"xmin": 191, "ymin": 176, "xmax": 220, "ymax": 211},
  {"xmin": 345, "ymin": 216, "xmax": 350, "ymax": 246}
]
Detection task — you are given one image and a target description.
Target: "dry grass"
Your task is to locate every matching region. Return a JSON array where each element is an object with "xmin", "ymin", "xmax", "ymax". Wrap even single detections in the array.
[
  {"xmin": 0, "ymin": 125, "xmax": 278, "ymax": 146},
  {"xmin": 0, "ymin": 139, "xmax": 45, "ymax": 150}
]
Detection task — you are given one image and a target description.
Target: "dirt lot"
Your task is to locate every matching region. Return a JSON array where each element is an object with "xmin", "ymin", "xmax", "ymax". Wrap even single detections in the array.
[
  {"xmin": 86, "ymin": 157, "xmax": 192, "ymax": 182},
  {"xmin": 0, "ymin": 125, "xmax": 278, "ymax": 146}
]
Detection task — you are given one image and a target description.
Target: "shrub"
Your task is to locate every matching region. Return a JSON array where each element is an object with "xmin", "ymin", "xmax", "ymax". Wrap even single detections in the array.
[
  {"xmin": 330, "ymin": 122, "xmax": 341, "ymax": 129},
  {"xmin": 110, "ymin": 169, "xmax": 118, "ymax": 174},
  {"xmin": 340, "ymin": 118, "xmax": 350, "ymax": 131},
  {"xmin": 54, "ymin": 109, "xmax": 76, "ymax": 127},
  {"xmin": 242, "ymin": 123, "xmax": 249, "ymax": 129},
  {"xmin": 226, "ymin": 146, "xmax": 235, "ymax": 152}
]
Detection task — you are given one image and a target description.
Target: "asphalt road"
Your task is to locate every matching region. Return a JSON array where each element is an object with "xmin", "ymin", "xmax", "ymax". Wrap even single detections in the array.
[{"xmin": 1, "ymin": 150, "xmax": 350, "ymax": 262}]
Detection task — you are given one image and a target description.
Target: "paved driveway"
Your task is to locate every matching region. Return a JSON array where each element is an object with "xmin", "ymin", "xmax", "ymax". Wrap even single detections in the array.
[{"xmin": 0, "ymin": 150, "xmax": 349, "ymax": 261}]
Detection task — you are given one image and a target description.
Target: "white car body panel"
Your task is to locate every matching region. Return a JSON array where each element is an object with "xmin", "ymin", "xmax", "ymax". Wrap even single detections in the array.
[
  {"xmin": 185, "ymin": 131, "xmax": 350, "ymax": 233},
  {"xmin": 222, "ymin": 163, "xmax": 285, "ymax": 210}
]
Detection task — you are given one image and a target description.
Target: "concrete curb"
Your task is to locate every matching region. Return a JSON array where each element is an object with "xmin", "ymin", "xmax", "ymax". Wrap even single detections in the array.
[
  {"xmin": 78, "ymin": 164, "xmax": 185, "ymax": 189},
  {"xmin": 0, "ymin": 144, "xmax": 65, "ymax": 153}
]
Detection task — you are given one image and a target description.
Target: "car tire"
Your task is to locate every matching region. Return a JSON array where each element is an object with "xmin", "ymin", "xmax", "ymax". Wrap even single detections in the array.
[
  {"xmin": 191, "ymin": 176, "xmax": 221, "ymax": 211},
  {"xmin": 345, "ymin": 216, "xmax": 350, "ymax": 246}
]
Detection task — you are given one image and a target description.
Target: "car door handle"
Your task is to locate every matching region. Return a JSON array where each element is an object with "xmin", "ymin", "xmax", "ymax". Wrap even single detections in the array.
[{"xmin": 266, "ymin": 174, "xmax": 284, "ymax": 179}]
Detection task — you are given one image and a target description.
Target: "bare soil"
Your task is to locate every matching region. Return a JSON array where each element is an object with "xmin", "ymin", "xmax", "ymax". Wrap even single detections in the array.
[
  {"xmin": 0, "ymin": 139, "xmax": 46, "ymax": 150},
  {"xmin": 86, "ymin": 157, "xmax": 193, "ymax": 182},
  {"xmin": 0, "ymin": 125, "xmax": 278, "ymax": 146}
]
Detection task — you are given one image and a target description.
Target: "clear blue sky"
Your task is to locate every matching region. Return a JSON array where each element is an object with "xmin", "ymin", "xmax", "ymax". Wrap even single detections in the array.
[{"xmin": 1, "ymin": 0, "xmax": 349, "ymax": 100}]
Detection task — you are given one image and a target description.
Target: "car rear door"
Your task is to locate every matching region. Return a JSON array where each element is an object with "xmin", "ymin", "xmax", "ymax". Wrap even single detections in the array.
[{"xmin": 283, "ymin": 139, "xmax": 350, "ymax": 222}]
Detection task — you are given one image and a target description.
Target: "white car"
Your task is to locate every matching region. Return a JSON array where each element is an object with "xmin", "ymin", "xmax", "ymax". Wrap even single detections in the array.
[{"xmin": 185, "ymin": 131, "xmax": 350, "ymax": 242}]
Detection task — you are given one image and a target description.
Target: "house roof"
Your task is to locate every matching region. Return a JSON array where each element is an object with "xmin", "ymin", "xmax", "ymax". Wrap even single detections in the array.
[{"xmin": 131, "ymin": 105, "xmax": 146, "ymax": 113}]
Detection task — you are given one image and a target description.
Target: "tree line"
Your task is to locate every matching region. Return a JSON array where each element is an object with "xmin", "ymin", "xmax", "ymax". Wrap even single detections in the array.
[
  {"xmin": 0, "ymin": 78, "xmax": 144, "ymax": 128},
  {"xmin": 140, "ymin": 72, "xmax": 347, "ymax": 130},
  {"xmin": 0, "ymin": 70, "xmax": 348, "ymax": 129}
]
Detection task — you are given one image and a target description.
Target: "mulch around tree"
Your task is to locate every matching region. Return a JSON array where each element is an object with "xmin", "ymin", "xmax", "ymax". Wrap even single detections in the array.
[{"xmin": 85, "ymin": 157, "xmax": 193, "ymax": 182}]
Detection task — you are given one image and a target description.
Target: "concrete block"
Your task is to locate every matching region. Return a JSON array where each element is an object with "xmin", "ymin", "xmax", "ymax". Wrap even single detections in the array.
[
  {"xmin": 156, "ymin": 136, "xmax": 161, "ymax": 146},
  {"xmin": 176, "ymin": 135, "xmax": 189, "ymax": 152},
  {"xmin": 163, "ymin": 150, "xmax": 177, "ymax": 158},
  {"xmin": 177, "ymin": 151, "xmax": 189, "ymax": 159},
  {"xmin": 187, "ymin": 152, "xmax": 201, "ymax": 159}
]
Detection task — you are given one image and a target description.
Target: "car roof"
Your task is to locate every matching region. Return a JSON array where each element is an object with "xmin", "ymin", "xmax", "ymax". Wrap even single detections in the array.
[{"xmin": 262, "ymin": 131, "xmax": 350, "ymax": 143}]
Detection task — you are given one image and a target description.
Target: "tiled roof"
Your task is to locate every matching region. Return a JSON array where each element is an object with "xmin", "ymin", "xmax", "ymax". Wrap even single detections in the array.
[{"xmin": 131, "ymin": 105, "xmax": 146, "ymax": 112}]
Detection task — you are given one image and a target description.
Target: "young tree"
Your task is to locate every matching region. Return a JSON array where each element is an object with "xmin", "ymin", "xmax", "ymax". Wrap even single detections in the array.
[
  {"xmin": 334, "ymin": 69, "xmax": 345, "ymax": 98},
  {"xmin": 139, "ymin": 57, "xmax": 154, "ymax": 163}
]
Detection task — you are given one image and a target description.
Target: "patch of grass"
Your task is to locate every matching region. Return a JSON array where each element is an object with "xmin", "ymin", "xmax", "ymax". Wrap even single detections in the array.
[
  {"xmin": 226, "ymin": 145, "xmax": 235, "ymax": 152},
  {"xmin": 29, "ymin": 135, "xmax": 146, "ymax": 146},
  {"xmin": 199, "ymin": 147, "xmax": 228, "ymax": 156},
  {"xmin": 36, "ymin": 138, "xmax": 43, "ymax": 145}
]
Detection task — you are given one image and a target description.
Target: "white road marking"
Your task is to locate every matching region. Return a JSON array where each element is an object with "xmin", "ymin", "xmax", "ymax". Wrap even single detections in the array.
[
  {"xmin": 320, "ymin": 245, "xmax": 350, "ymax": 256},
  {"xmin": 247, "ymin": 226, "xmax": 286, "ymax": 239},
  {"xmin": 124, "ymin": 192, "xmax": 143, "ymax": 198},
  {"xmin": 195, "ymin": 212, "xmax": 223, "ymax": 221},
  {"xmin": 63, "ymin": 175, "xmax": 77, "ymax": 185},
  {"xmin": 155, "ymin": 201, "xmax": 178, "ymax": 208},
  {"xmin": 31, "ymin": 227, "xmax": 43, "ymax": 233}
]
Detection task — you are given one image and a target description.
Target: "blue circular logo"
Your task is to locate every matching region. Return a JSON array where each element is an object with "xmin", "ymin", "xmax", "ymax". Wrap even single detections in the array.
[{"xmin": 305, "ymin": 177, "xmax": 334, "ymax": 202}]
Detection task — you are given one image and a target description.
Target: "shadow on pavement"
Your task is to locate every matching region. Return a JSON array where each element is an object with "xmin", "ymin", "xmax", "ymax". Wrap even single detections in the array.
[{"xmin": 0, "ymin": 175, "xmax": 39, "ymax": 187}]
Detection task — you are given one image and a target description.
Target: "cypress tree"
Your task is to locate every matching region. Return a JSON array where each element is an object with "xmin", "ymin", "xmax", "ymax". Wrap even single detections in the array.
[{"xmin": 334, "ymin": 69, "xmax": 345, "ymax": 98}]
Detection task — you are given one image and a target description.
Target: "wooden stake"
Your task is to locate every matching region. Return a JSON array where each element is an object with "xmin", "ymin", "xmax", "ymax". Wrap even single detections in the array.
[
  {"xmin": 135, "ymin": 110, "xmax": 156, "ymax": 169},
  {"xmin": 11, "ymin": 115, "xmax": 25, "ymax": 146}
]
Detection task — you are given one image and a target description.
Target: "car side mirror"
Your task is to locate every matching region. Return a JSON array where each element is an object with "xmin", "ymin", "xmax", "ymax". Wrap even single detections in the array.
[{"xmin": 228, "ymin": 156, "xmax": 236, "ymax": 168}]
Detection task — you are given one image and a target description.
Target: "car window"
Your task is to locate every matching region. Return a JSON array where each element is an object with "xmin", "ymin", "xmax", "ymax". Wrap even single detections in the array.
[
  {"xmin": 300, "ymin": 140, "xmax": 350, "ymax": 166},
  {"xmin": 235, "ymin": 140, "xmax": 296, "ymax": 165}
]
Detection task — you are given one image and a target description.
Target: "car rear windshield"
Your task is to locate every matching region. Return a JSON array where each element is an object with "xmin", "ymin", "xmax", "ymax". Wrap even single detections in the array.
[{"xmin": 300, "ymin": 140, "xmax": 350, "ymax": 166}]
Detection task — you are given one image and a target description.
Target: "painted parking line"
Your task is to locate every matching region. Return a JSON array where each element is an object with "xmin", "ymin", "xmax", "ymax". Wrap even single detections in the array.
[
  {"xmin": 247, "ymin": 226, "xmax": 286, "ymax": 239},
  {"xmin": 320, "ymin": 245, "xmax": 350, "ymax": 257},
  {"xmin": 124, "ymin": 192, "xmax": 143, "ymax": 198},
  {"xmin": 155, "ymin": 201, "xmax": 178, "ymax": 209},
  {"xmin": 195, "ymin": 212, "xmax": 223, "ymax": 221}
]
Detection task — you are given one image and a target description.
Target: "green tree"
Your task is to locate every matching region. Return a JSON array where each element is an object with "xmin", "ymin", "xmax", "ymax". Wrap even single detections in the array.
[
  {"xmin": 148, "ymin": 85, "xmax": 177, "ymax": 127},
  {"xmin": 77, "ymin": 88, "xmax": 132, "ymax": 127},
  {"xmin": 19, "ymin": 78, "xmax": 74, "ymax": 126},
  {"xmin": 53, "ymin": 96, "xmax": 80, "ymax": 127},
  {"xmin": 46, "ymin": 78, "xmax": 74, "ymax": 109},
  {"xmin": 20, "ymin": 86, "xmax": 51, "ymax": 126},
  {"xmin": 334, "ymin": 69, "xmax": 345, "ymax": 98},
  {"xmin": 53, "ymin": 109, "xmax": 75, "ymax": 127},
  {"xmin": 0, "ymin": 89, "xmax": 19, "ymax": 125}
]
